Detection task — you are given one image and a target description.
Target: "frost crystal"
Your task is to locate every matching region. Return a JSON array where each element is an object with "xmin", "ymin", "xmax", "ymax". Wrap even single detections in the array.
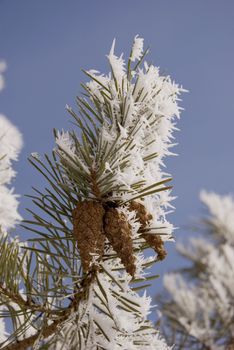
[
  {"xmin": 161, "ymin": 192, "xmax": 234, "ymax": 349},
  {"xmin": 49, "ymin": 260, "xmax": 171, "ymax": 350},
  {"xmin": 51, "ymin": 37, "xmax": 184, "ymax": 350},
  {"xmin": 0, "ymin": 186, "xmax": 22, "ymax": 230},
  {"xmin": 200, "ymin": 190, "xmax": 234, "ymax": 244},
  {"xmin": 0, "ymin": 67, "xmax": 23, "ymax": 232},
  {"xmin": 20, "ymin": 37, "xmax": 184, "ymax": 350},
  {"xmin": 0, "ymin": 114, "xmax": 23, "ymax": 164},
  {"xmin": 131, "ymin": 35, "xmax": 144, "ymax": 62}
]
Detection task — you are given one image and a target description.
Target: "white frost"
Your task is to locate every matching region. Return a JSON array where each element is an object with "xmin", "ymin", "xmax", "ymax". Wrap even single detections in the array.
[
  {"xmin": 162, "ymin": 192, "xmax": 234, "ymax": 348},
  {"xmin": 130, "ymin": 35, "xmax": 144, "ymax": 62},
  {"xmin": 0, "ymin": 66, "xmax": 23, "ymax": 232},
  {"xmin": 51, "ymin": 37, "xmax": 184, "ymax": 350}
]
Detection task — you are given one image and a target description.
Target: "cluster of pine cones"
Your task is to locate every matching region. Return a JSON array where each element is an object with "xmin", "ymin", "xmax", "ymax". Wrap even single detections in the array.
[{"xmin": 72, "ymin": 200, "xmax": 166, "ymax": 277}]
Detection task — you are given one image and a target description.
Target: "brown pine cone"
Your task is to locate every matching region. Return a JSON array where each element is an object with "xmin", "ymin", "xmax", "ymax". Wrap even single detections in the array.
[
  {"xmin": 129, "ymin": 201, "xmax": 153, "ymax": 229},
  {"xmin": 129, "ymin": 200, "xmax": 167, "ymax": 261},
  {"xmin": 104, "ymin": 208, "xmax": 136, "ymax": 277},
  {"xmin": 72, "ymin": 200, "xmax": 105, "ymax": 273},
  {"xmin": 142, "ymin": 233, "xmax": 167, "ymax": 261}
]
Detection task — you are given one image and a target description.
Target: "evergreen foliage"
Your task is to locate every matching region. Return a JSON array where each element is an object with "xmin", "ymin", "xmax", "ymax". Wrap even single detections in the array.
[
  {"xmin": 160, "ymin": 192, "xmax": 234, "ymax": 350},
  {"xmin": 0, "ymin": 37, "xmax": 184, "ymax": 350}
]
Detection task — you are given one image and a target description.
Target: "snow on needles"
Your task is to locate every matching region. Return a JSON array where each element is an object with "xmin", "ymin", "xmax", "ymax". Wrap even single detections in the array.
[
  {"xmin": 200, "ymin": 190, "xmax": 234, "ymax": 244},
  {"xmin": 53, "ymin": 37, "xmax": 184, "ymax": 350},
  {"xmin": 130, "ymin": 35, "xmax": 144, "ymax": 62},
  {"xmin": 57, "ymin": 37, "xmax": 185, "ymax": 239},
  {"xmin": 49, "ymin": 259, "xmax": 171, "ymax": 350},
  {"xmin": 0, "ymin": 65, "xmax": 23, "ymax": 232},
  {"xmin": 162, "ymin": 191, "xmax": 234, "ymax": 349},
  {"xmin": 0, "ymin": 114, "xmax": 23, "ymax": 184}
]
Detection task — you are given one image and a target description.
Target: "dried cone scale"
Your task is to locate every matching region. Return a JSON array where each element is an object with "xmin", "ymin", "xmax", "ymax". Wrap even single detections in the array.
[
  {"xmin": 72, "ymin": 200, "xmax": 105, "ymax": 273},
  {"xmin": 104, "ymin": 208, "xmax": 136, "ymax": 277},
  {"xmin": 129, "ymin": 200, "xmax": 153, "ymax": 226},
  {"xmin": 129, "ymin": 201, "xmax": 167, "ymax": 261}
]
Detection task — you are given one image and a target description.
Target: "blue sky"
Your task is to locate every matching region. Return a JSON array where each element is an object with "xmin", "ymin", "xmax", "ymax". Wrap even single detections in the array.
[{"xmin": 1, "ymin": 0, "xmax": 234, "ymax": 299}]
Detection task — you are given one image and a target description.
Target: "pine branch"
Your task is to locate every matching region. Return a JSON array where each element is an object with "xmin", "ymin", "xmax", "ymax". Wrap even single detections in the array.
[
  {"xmin": 1, "ymin": 37, "xmax": 184, "ymax": 349},
  {"xmin": 2, "ymin": 317, "xmax": 67, "ymax": 350}
]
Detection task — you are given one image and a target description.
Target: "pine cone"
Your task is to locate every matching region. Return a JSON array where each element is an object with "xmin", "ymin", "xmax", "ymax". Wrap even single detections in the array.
[
  {"xmin": 129, "ymin": 201, "xmax": 153, "ymax": 229},
  {"xmin": 142, "ymin": 233, "xmax": 167, "ymax": 261},
  {"xmin": 104, "ymin": 208, "xmax": 136, "ymax": 277},
  {"xmin": 72, "ymin": 201, "xmax": 105, "ymax": 273},
  {"xmin": 129, "ymin": 200, "xmax": 167, "ymax": 261}
]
